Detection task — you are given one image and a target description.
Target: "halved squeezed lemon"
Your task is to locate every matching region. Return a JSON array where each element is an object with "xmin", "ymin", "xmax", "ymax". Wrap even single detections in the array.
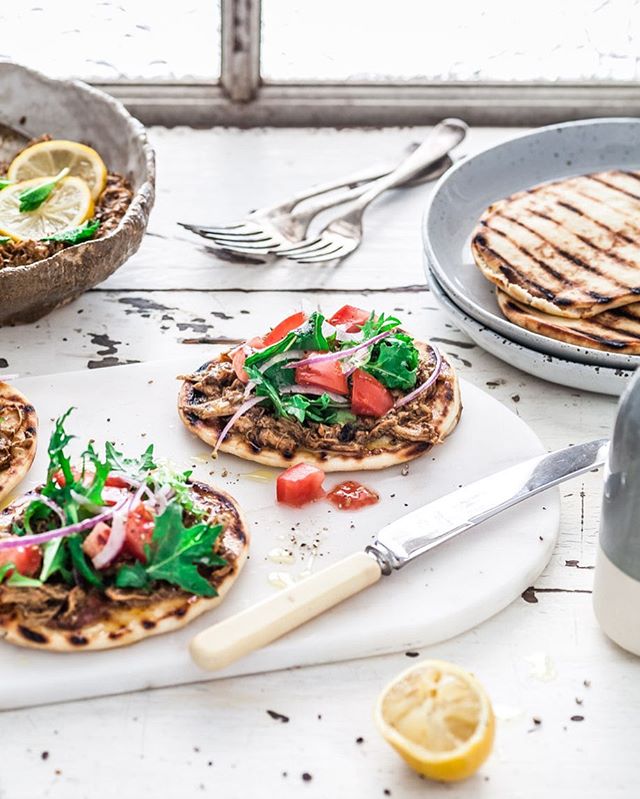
[
  {"xmin": 7, "ymin": 140, "xmax": 107, "ymax": 200},
  {"xmin": 375, "ymin": 659, "xmax": 494, "ymax": 782},
  {"xmin": 0, "ymin": 176, "xmax": 93, "ymax": 241}
]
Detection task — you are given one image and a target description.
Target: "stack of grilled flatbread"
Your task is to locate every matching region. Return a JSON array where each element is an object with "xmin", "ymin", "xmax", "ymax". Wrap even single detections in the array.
[{"xmin": 471, "ymin": 169, "xmax": 640, "ymax": 354}]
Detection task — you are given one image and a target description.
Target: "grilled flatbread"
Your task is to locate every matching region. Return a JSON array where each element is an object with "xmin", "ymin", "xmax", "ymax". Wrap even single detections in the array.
[
  {"xmin": 496, "ymin": 289, "xmax": 640, "ymax": 355},
  {"xmin": 497, "ymin": 289, "xmax": 640, "ymax": 354},
  {"xmin": 472, "ymin": 170, "xmax": 640, "ymax": 319},
  {"xmin": 178, "ymin": 342, "xmax": 461, "ymax": 472},
  {"xmin": 0, "ymin": 482, "xmax": 248, "ymax": 652},
  {"xmin": 0, "ymin": 382, "xmax": 37, "ymax": 504}
]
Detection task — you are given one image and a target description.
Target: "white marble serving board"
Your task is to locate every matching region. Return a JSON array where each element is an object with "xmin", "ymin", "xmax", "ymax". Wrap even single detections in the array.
[{"xmin": 0, "ymin": 357, "xmax": 559, "ymax": 710}]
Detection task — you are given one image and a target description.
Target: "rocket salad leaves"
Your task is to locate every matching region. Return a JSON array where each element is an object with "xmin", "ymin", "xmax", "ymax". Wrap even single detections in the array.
[{"xmin": 1, "ymin": 410, "xmax": 228, "ymax": 597}]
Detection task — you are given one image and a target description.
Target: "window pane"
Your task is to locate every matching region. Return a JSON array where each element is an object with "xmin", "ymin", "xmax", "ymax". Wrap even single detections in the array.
[
  {"xmin": 0, "ymin": 1, "xmax": 220, "ymax": 81},
  {"xmin": 262, "ymin": 0, "xmax": 639, "ymax": 82}
]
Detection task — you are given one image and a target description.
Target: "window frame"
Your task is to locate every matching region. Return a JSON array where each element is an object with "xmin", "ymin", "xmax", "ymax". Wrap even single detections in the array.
[{"xmin": 92, "ymin": 0, "xmax": 640, "ymax": 128}]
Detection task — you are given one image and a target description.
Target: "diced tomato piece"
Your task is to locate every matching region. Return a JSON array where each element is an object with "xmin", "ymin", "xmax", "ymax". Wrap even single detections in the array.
[
  {"xmin": 232, "ymin": 346, "xmax": 250, "ymax": 384},
  {"xmin": 327, "ymin": 304, "xmax": 371, "ymax": 332},
  {"xmin": 295, "ymin": 358, "xmax": 348, "ymax": 395},
  {"xmin": 82, "ymin": 521, "xmax": 111, "ymax": 560},
  {"xmin": 351, "ymin": 369, "xmax": 394, "ymax": 417},
  {"xmin": 0, "ymin": 539, "xmax": 42, "ymax": 578},
  {"xmin": 105, "ymin": 475, "xmax": 130, "ymax": 489},
  {"xmin": 124, "ymin": 504, "xmax": 155, "ymax": 562},
  {"xmin": 327, "ymin": 480, "xmax": 379, "ymax": 511},
  {"xmin": 262, "ymin": 312, "xmax": 307, "ymax": 347},
  {"xmin": 276, "ymin": 463, "xmax": 326, "ymax": 507}
]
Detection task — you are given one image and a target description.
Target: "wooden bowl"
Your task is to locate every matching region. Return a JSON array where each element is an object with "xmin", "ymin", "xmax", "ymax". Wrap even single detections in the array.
[{"xmin": 0, "ymin": 62, "xmax": 155, "ymax": 324}]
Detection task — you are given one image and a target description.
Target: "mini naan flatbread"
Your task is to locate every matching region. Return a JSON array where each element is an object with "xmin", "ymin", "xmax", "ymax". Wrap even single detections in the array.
[
  {"xmin": 178, "ymin": 342, "xmax": 461, "ymax": 472},
  {"xmin": 0, "ymin": 482, "xmax": 248, "ymax": 652},
  {"xmin": 497, "ymin": 289, "xmax": 640, "ymax": 354},
  {"xmin": 472, "ymin": 170, "xmax": 640, "ymax": 319},
  {"xmin": 0, "ymin": 382, "xmax": 37, "ymax": 504}
]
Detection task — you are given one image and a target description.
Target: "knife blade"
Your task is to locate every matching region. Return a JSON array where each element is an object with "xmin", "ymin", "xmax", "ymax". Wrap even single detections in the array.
[
  {"xmin": 366, "ymin": 438, "xmax": 609, "ymax": 574},
  {"xmin": 190, "ymin": 438, "xmax": 608, "ymax": 671}
]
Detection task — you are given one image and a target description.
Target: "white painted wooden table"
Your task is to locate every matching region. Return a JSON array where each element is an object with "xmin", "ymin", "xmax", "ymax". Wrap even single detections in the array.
[{"xmin": 0, "ymin": 126, "xmax": 635, "ymax": 799}]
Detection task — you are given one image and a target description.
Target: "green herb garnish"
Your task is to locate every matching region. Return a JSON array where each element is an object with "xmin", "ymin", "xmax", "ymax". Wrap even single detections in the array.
[
  {"xmin": 0, "ymin": 236, "xmax": 10, "ymax": 245},
  {"xmin": 364, "ymin": 332, "xmax": 419, "ymax": 391},
  {"xmin": 41, "ymin": 218, "xmax": 100, "ymax": 244},
  {"xmin": 18, "ymin": 167, "xmax": 69, "ymax": 213},
  {"xmin": 115, "ymin": 502, "xmax": 225, "ymax": 596},
  {"xmin": 0, "ymin": 178, "xmax": 12, "ymax": 190},
  {"xmin": 0, "ymin": 563, "xmax": 43, "ymax": 587}
]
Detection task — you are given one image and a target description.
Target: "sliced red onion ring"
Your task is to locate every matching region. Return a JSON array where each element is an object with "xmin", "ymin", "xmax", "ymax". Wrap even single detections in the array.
[
  {"xmin": 0, "ymin": 498, "xmax": 128, "ymax": 552},
  {"xmin": 22, "ymin": 494, "xmax": 65, "ymax": 526},
  {"xmin": 394, "ymin": 346, "xmax": 443, "ymax": 408},
  {"xmin": 215, "ymin": 395, "xmax": 266, "ymax": 453},
  {"xmin": 91, "ymin": 509, "xmax": 126, "ymax": 569},
  {"xmin": 280, "ymin": 384, "xmax": 348, "ymax": 404},
  {"xmin": 92, "ymin": 482, "xmax": 146, "ymax": 569},
  {"xmin": 285, "ymin": 329, "xmax": 395, "ymax": 369}
]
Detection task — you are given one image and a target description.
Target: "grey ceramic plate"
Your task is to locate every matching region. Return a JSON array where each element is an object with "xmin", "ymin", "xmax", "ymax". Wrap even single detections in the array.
[
  {"xmin": 423, "ymin": 118, "xmax": 640, "ymax": 371},
  {"xmin": 427, "ymin": 267, "xmax": 632, "ymax": 397}
]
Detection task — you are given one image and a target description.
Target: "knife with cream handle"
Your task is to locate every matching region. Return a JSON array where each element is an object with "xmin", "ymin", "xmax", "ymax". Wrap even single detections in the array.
[{"xmin": 190, "ymin": 439, "xmax": 608, "ymax": 671}]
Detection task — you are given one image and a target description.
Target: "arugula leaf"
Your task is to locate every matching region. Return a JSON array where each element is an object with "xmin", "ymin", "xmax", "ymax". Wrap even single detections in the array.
[
  {"xmin": 245, "ymin": 363, "xmax": 286, "ymax": 417},
  {"xmin": 294, "ymin": 311, "xmax": 330, "ymax": 351},
  {"xmin": 114, "ymin": 561, "xmax": 148, "ymax": 589},
  {"xmin": 105, "ymin": 441, "xmax": 156, "ymax": 477},
  {"xmin": 68, "ymin": 535, "xmax": 103, "ymax": 587},
  {"xmin": 115, "ymin": 502, "xmax": 225, "ymax": 596},
  {"xmin": 39, "ymin": 538, "xmax": 73, "ymax": 583},
  {"xmin": 150, "ymin": 464, "xmax": 207, "ymax": 519},
  {"xmin": 364, "ymin": 332, "xmax": 419, "ymax": 391},
  {"xmin": 244, "ymin": 331, "xmax": 298, "ymax": 370},
  {"xmin": 41, "ymin": 219, "xmax": 100, "ymax": 244},
  {"xmin": 0, "ymin": 562, "xmax": 43, "ymax": 587},
  {"xmin": 280, "ymin": 392, "xmax": 353, "ymax": 425},
  {"xmin": 44, "ymin": 407, "xmax": 76, "ymax": 487},
  {"xmin": 18, "ymin": 167, "xmax": 69, "ymax": 213},
  {"xmin": 360, "ymin": 311, "xmax": 402, "ymax": 341}
]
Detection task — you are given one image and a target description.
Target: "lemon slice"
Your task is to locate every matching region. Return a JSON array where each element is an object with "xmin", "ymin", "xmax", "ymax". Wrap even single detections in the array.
[
  {"xmin": 0, "ymin": 177, "xmax": 93, "ymax": 241},
  {"xmin": 375, "ymin": 659, "xmax": 494, "ymax": 782},
  {"xmin": 7, "ymin": 140, "xmax": 107, "ymax": 200}
]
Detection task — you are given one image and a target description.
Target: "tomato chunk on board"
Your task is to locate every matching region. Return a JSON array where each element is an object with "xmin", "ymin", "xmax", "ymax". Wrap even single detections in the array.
[
  {"xmin": 295, "ymin": 358, "xmax": 348, "ymax": 395},
  {"xmin": 262, "ymin": 312, "xmax": 307, "ymax": 348},
  {"xmin": 276, "ymin": 463, "xmax": 326, "ymax": 507},
  {"xmin": 124, "ymin": 504, "xmax": 155, "ymax": 562},
  {"xmin": 0, "ymin": 539, "xmax": 42, "ymax": 578},
  {"xmin": 327, "ymin": 304, "xmax": 371, "ymax": 332},
  {"xmin": 351, "ymin": 369, "xmax": 394, "ymax": 417}
]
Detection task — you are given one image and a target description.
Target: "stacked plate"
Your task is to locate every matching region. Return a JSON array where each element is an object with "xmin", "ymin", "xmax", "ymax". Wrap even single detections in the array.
[{"xmin": 422, "ymin": 118, "xmax": 640, "ymax": 396}]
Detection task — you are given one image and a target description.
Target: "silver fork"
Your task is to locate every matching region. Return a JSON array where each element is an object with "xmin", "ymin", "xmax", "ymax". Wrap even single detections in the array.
[
  {"xmin": 277, "ymin": 119, "xmax": 467, "ymax": 264},
  {"xmin": 190, "ymin": 154, "xmax": 453, "ymax": 257},
  {"xmin": 178, "ymin": 139, "xmax": 461, "ymax": 256}
]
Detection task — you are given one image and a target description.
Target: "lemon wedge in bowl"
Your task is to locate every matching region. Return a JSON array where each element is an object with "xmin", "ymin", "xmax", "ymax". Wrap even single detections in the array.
[
  {"xmin": 7, "ymin": 140, "xmax": 107, "ymax": 200},
  {"xmin": 0, "ymin": 176, "xmax": 93, "ymax": 241},
  {"xmin": 375, "ymin": 659, "xmax": 494, "ymax": 782}
]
